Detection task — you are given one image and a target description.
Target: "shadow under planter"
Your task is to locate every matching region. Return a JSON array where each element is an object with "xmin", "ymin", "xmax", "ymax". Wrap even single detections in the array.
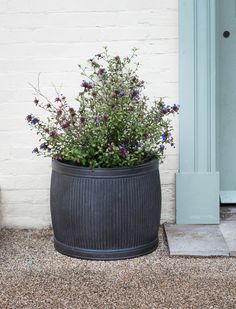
[{"xmin": 50, "ymin": 159, "xmax": 161, "ymax": 260}]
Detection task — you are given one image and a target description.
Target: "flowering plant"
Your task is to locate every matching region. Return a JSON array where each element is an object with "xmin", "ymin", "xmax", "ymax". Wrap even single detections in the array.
[{"xmin": 26, "ymin": 48, "xmax": 179, "ymax": 168}]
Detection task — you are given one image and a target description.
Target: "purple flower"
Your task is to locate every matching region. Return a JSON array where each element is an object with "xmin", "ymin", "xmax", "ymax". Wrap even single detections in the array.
[
  {"xmin": 81, "ymin": 80, "xmax": 93, "ymax": 90},
  {"xmin": 80, "ymin": 116, "xmax": 86, "ymax": 124},
  {"xmin": 132, "ymin": 142, "xmax": 141, "ymax": 148},
  {"xmin": 31, "ymin": 117, "xmax": 39, "ymax": 125},
  {"xmin": 172, "ymin": 104, "xmax": 179, "ymax": 113},
  {"xmin": 118, "ymin": 144, "xmax": 128, "ymax": 158},
  {"xmin": 92, "ymin": 90, "xmax": 97, "ymax": 97},
  {"xmin": 130, "ymin": 90, "xmax": 140, "ymax": 100},
  {"xmin": 162, "ymin": 131, "xmax": 169, "ymax": 141},
  {"xmin": 131, "ymin": 76, "xmax": 138, "ymax": 83},
  {"xmin": 161, "ymin": 106, "xmax": 169, "ymax": 115},
  {"xmin": 98, "ymin": 68, "xmax": 105, "ymax": 75},
  {"xmin": 69, "ymin": 107, "xmax": 76, "ymax": 116},
  {"xmin": 56, "ymin": 109, "xmax": 63, "ymax": 116},
  {"xmin": 49, "ymin": 131, "xmax": 58, "ymax": 138},
  {"xmin": 118, "ymin": 89, "xmax": 125, "ymax": 97},
  {"xmin": 61, "ymin": 120, "xmax": 70, "ymax": 129},
  {"xmin": 114, "ymin": 56, "xmax": 121, "ymax": 63},
  {"xmin": 32, "ymin": 147, "xmax": 39, "ymax": 154},
  {"xmin": 39, "ymin": 143, "xmax": 48, "ymax": 150},
  {"xmin": 101, "ymin": 113, "xmax": 109, "ymax": 123},
  {"xmin": 26, "ymin": 114, "xmax": 33, "ymax": 122},
  {"xmin": 55, "ymin": 97, "xmax": 61, "ymax": 102},
  {"xmin": 111, "ymin": 89, "xmax": 125, "ymax": 98},
  {"xmin": 81, "ymin": 80, "xmax": 88, "ymax": 88},
  {"xmin": 34, "ymin": 98, "xmax": 39, "ymax": 105}
]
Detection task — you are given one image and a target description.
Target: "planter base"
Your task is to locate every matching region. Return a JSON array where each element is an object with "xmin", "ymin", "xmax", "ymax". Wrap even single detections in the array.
[{"xmin": 54, "ymin": 238, "xmax": 159, "ymax": 261}]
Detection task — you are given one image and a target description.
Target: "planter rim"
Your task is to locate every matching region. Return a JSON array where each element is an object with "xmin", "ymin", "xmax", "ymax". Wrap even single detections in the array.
[{"xmin": 52, "ymin": 159, "xmax": 159, "ymax": 178}]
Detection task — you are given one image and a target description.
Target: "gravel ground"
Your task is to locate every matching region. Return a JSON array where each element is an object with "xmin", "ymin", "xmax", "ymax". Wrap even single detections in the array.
[{"xmin": 0, "ymin": 227, "xmax": 236, "ymax": 309}]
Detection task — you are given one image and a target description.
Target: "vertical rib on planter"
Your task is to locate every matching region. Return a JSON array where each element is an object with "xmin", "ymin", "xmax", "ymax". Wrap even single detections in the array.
[{"xmin": 50, "ymin": 159, "xmax": 161, "ymax": 260}]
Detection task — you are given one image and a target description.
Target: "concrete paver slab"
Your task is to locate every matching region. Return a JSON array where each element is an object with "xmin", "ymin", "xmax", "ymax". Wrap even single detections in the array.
[
  {"xmin": 220, "ymin": 221, "xmax": 236, "ymax": 257},
  {"xmin": 164, "ymin": 224, "xmax": 229, "ymax": 257}
]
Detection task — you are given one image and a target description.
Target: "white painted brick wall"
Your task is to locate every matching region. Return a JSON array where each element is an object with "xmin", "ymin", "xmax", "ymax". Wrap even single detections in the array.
[{"xmin": 0, "ymin": 0, "xmax": 179, "ymax": 228}]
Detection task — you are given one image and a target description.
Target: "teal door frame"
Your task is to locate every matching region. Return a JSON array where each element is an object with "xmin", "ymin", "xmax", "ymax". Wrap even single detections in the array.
[{"xmin": 176, "ymin": 0, "xmax": 220, "ymax": 224}]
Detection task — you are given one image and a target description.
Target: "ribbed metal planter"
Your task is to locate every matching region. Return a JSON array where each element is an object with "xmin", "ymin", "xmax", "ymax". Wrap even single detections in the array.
[{"xmin": 50, "ymin": 159, "xmax": 161, "ymax": 260}]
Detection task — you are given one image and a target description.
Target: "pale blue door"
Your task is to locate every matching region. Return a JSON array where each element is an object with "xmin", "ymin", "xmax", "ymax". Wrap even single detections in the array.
[{"xmin": 218, "ymin": 0, "xmax": 236, "ymax": 203}]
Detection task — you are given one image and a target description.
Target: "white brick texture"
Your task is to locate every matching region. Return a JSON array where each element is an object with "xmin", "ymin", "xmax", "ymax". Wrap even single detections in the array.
[{"xmin": 0, "ymin": 0, "xmax": 179, "ymax": 228}]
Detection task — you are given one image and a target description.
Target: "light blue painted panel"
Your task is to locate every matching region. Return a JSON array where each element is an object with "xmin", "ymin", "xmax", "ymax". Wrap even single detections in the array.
[
  {"xmin": 220, "ymin": 191, "xmax": 236, "ymax": 204},
  {"xmin": 176, "ymin": 172, "xmax": 220, "ymax": 224},
  {"xmin": 179, "ymin": 0, "xmax": 195, "ymax": 173},
  {"xmin": 196, "ymin": 0, "xmax": 210, "ymax": 172},
  {"xmin": 177, "ymin": 0, "xmax": 219, "ymax": 224},
  {"xmin": 217, "ymin": 0, "xmax": 236, "ymax": 194}
]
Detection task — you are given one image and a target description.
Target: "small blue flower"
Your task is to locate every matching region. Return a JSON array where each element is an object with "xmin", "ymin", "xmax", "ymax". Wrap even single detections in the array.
[{"xmin": 162, "ymin": 135, "xmax": 167, "ymax": 141}]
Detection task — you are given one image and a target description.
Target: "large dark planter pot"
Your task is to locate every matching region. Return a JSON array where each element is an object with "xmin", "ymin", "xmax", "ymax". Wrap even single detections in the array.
[{"xmin": 50, "ymin": 159, "xmax": 161, "ymax": 260}]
